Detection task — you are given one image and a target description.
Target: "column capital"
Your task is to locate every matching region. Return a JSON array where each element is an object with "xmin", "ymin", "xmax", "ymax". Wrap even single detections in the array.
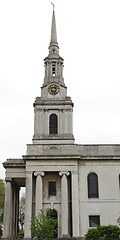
[
  {"xmin": 5, "ymin": 177, "xmax": 12, "ymax": 183},
  {"xmin": 59, "ymin": 171, "xmax": 70, "ymax": 177},
  {"xmin": 34, "ymin": 171, "xmax": 45, "ymax": 177}
]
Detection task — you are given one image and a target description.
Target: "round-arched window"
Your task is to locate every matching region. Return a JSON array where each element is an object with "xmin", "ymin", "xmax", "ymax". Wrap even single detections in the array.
[
  {"xmin": 49, "ymin": 114, "xmax": 58, "ymax": 134},
  {"xmin": 87, "ymin": 172, "xmax": 99, "ymax": 198}
]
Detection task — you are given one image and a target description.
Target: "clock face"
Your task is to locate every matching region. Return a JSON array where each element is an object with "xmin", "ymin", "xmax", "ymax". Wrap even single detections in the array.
[{"xmin": 48, "ymin": 84, "xmax": 60, "ymax": 95}]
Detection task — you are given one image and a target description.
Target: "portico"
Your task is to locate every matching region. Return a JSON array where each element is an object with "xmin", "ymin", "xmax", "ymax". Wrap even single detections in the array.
[
  {"xmin": 23, "ymin": 156, "xmax": 80, "ymax": 239},
  {"xmin": 2, "ymin": 159, "xmax": 25, "ymax": 239}
]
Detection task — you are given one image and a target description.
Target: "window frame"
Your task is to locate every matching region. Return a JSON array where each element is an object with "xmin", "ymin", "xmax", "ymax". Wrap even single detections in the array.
[
  {"xmin": 48, "ymin": 181, "xmax": 56, "ymax": 196},
  {"xmin": 49, "ymin": 114, "xmax": 58, "ymax": 135},
  {"xmin": 87, "ymin": 172, "xmax": 99, "ymax": 198},
  {"xmin": 89, "ymin": 215, "xmax": 100, "ymax": 227}
]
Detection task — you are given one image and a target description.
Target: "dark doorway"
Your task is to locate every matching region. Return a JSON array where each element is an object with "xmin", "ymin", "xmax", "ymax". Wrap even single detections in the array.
[{"xmin": 47, "ymin": 209, "xmax": 58, "ymax": 238}]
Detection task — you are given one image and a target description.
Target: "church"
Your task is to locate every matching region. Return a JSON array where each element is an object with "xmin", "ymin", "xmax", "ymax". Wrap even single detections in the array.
[{"xmin": 2, "ymin": 7, "xmax": 120, "ymax": 240}]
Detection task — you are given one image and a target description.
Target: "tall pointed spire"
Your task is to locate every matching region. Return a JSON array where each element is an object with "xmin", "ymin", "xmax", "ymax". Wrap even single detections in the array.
[
  {"xmin": 50, "ymin": 7, "xmax": 57, "ymax": 43},
  {"xmin": 43, "ymin": 4, "xmax": 64, "ymax": 87},
  {"xmin": 49, "ymin": 4, "xmax": 59, "ymax": 54}
]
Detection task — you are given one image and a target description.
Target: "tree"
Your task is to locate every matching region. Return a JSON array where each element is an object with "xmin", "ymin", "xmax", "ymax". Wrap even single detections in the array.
[
  {"xmin": 85, "ymin": 225, "xmax": 120, "ymax": 240},
  {"xmin": 0, "ymin": 179, "xmax": 5, "ymax": 224},
  {"xmin": 30, "ymin": 209, "xmax": 57, "ymax": 240},
  {"xmin": 19, "ymin": 194, "xmax": 25, "ymax": 231}
]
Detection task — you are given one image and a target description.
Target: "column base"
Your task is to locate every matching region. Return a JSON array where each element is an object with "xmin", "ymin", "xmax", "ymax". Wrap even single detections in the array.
[
  {"xmin": 1, "ymin": 239, "xmax": 12, "ymax": 240},
  {"xmin": 1, "ymin": 237, "xmax": 32, "ymax": 240},
  {"xmin": 24, "ymin": 238, "xmax": 32, "ymax": 240},
  {"xmin": 1, "ymin": 238, "xmax": 12, "ymax": 240},
  {"xmin": 1, "ymin": 238, "xmax": 25, "ymax": 240},
  {"xmin": 1, "ymin": 236, "xmax": 16, "ymax": 240},
  {"xmin": 60, "ymin": 234, "xmax": 70, "ymax": 238}
]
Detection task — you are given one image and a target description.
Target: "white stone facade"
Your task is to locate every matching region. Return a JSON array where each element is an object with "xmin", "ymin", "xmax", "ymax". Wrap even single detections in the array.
[{"xmin": 2, "ymin": 8, "xmax": 120, "ymax": 240}]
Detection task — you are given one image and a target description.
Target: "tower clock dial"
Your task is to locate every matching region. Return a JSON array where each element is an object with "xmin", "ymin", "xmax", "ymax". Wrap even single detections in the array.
[{"xmin": 48, "ymin": 84, "xmax": 60, "ymax": 95}]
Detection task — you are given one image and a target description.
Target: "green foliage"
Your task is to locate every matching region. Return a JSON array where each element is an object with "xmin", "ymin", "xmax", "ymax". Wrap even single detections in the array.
[
  {"xmin": 55, "ymin": 237, "xmax": 86, "ymax": 240},
  {"xmin": 19, "ymin": 194, "xmax": 25, "ymax": 231},
  {"xmin": 0, "ymin": 179, "xmax": 5, "ymax": 224},
  {"xmin": 31, "ymin": 209, "xmax": 57, "ymax": 240},
  {"xmin": 85, "ymin": 225, "xmax": 120, "ymax": 240},
  {"xmin": 55, "ymin": 238, "xmax": 80, "ymax": 240},
  {"xmin": 117, "ymin": 216, "xmax": 120, "ymax": 225},
  {"xmin": 85, "ymin": 228, "xmax": 101, "ymax": 240},
  {"xmin": 18, "ymin": 230, "xmax": 24, "ymax": 239}
]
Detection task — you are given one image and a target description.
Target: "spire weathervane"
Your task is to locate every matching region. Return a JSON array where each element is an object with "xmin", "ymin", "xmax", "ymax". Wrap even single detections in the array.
[{"xmin": 51, "ymin": 2, "xmax": 55, "ymax": 13}]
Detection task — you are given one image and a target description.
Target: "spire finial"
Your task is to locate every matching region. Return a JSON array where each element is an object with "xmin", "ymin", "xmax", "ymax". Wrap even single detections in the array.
[{"xmin": 51, "ymin": 2, "xmax": 55, "ymax": 13}]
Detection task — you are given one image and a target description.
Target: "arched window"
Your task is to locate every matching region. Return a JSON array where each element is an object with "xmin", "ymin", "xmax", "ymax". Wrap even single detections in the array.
[
  {"xmin": 88, "ymin": 172, "xmax": 99, "ymax": 198},
  {"xmin": 47, "ymin": 209, "xmax": 57, "ymax": 219},
  {"xmin": 49, "ymin": 114, "xmax": 58, "ymax": 134}
]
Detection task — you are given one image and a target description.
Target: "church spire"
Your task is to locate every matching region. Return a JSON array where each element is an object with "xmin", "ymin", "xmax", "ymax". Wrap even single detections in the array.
[
  {"xmin": 43, "ymin": 5, "xmax": 64, "ymax": 86},
  {"xmin": 49, "ymin": 3, "xmax": 59, "ymax": 54}
]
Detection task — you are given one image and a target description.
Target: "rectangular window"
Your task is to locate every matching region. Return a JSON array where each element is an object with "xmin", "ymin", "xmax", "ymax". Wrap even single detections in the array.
[
  {"xmin": 89, "ymin": 215, "xmax": 100, "ymax": 227},
  {"xmin": 49, "ymin": 181, "xmax": 56, "ymax": 196}
]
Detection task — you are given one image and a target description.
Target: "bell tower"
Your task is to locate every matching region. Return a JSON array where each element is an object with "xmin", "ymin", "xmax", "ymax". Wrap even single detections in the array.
[{"xmin": 33, "ymin": 8, "xmax": 74, "ymax": 144}]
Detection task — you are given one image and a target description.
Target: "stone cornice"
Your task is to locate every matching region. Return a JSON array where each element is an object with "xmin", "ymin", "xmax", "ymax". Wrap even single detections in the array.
[
  {"xmin": 81, "ymin": 156, "xmax": 120, "ymax": 160},
  {"xmin": 33, "ymin": 98, "xmax": 73, "ymax": 107},
  {"xmin": 3, "ymin": 159, "xmax": 25, "ymax": 168},
  {"xmin": 23, "ymin": 155, "xmax": 81, "ymax": 160},
  {"xmin": 23, "ymin": 155, "xmax": 120, "ymax": 161}
]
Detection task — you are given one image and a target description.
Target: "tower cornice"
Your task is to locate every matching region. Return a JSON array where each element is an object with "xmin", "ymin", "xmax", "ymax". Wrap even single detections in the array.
[{"xmin": 33, "ymin": 97, "xmax": 74, "ymax": 107}]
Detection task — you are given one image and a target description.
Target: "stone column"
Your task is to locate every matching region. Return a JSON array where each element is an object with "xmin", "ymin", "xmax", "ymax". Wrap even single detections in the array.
[
  {"xmin": 24, "ymin": 172, "xmax": 33, "ymax": 239},
  {"xmin": 45, "ymin": 62, "xmax": 47, "ymax": 77},
  {"xmin": 34, "ymin": 171, "xmax": 45, "ymax": 216},
  {"xmin": 50, "ymin": 62, "xmax": 52, "ymax": 77},
  {"xmin": 64, "ymin": 110, "xmax": 68, "ymax": 134},
  {"xmin": 71, "ymin": 171, "xmax": 79, "ymax": 237},
  {"xmin": 58, "ymin": 62, "xmax": 60, "ymax": 77},
  {"xmin": 59, "ymin": 110, "xmax": 63, "ymax": 135},
  {"xmin": 45, "ymin": 110, "xmax": 48, "ymax": 135},
  {"xmin": 15, "ymin": 186, "xmax": 20, "ymax": 236},
  {"xmin": 12, "ymin": 184, "xmax": 16, "ymax": 237},
  {"xmin": 3, "ymin": 178, "xmax": 12, "ymax": 238},
  {"xmin": 47, "ymin": 62, "xmax": 48, "ymax": 77},
  {"xmin": 59, "ymin": 171, "xmax": 70, "ymax": 237}
]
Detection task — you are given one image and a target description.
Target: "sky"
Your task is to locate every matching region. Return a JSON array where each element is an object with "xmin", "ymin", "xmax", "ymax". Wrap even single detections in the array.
[{"xmin": 0, "ymin": 0, "xmax": 120, "ymax": 180}]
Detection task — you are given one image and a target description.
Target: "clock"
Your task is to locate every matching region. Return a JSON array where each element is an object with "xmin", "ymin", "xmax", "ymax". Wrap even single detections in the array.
[{"xmin": 48, "ymin": 84, "xmax": 60, "ymax": 95}]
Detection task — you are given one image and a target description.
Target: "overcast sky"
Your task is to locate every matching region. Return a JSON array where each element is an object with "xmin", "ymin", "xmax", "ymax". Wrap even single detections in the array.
[{"xmin": 0, "ymin": 0, "xmax": 120, "ymax": 179}]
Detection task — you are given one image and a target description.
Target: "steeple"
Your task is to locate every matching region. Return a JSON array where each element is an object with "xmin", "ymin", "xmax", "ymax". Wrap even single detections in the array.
[
  {"xmin": 49, "ymin": 6, "xmax": 59, "ymax": 54},
  {"xmin": 43, "ymin": 6, "xmax": 64, "ymax": 87},
  {"xmin": 33, "ymin": 6, "xmax": 74, "ymax": 144}
]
